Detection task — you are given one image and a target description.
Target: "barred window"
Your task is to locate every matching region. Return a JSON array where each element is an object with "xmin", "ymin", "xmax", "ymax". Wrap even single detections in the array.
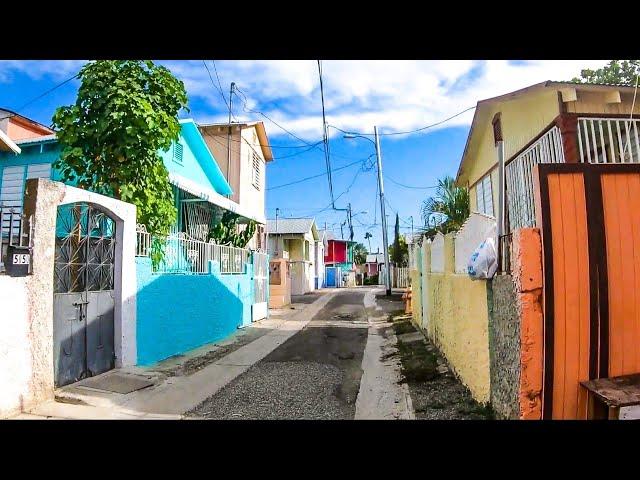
[{"xmin": 476, "ymin": 173, "xmax": 494, "ymax": 216}]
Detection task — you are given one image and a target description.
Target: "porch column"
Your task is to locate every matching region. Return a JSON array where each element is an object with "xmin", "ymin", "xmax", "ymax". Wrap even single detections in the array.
[{"xmin": 555, "ymin": 114, "xmax": 579, "ymax": 163}]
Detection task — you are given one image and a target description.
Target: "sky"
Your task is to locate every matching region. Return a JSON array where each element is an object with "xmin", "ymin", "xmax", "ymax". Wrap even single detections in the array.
[{"xmin": 0, "ymin": 59, "xmax": 610, "ymax": 253}]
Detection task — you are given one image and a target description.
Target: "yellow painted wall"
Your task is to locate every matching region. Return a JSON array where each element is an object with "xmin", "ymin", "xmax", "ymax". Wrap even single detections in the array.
[
  {"xmin": 460, "ymin": 89, "xmax": 561, "ymax": 189},
  {"xmin": 419, "ymin": 234, "xmax": 491, "ymax": 403},
  {"xmin": 567, "ymin": 90, "xmax": 640, "ymax": 115},
  {"xmin": 410, "ymin": 269, "xmax": 422, "ymax": 327}
]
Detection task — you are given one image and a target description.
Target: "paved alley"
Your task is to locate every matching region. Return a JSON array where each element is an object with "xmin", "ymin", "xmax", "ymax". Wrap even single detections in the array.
[{"xmin": 187, "ymin": 290, "xmax": 370, "ymax": 420}]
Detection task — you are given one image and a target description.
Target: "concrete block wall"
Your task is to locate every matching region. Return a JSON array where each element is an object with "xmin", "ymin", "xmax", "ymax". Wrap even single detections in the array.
[{"xmin": 489, "ymin": 228, "xmax": 544, "ymax": 420}]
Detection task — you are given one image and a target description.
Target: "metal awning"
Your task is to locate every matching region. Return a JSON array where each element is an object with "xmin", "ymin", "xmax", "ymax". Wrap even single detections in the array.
[{"xmin": 168, "ymin": 172, "xmax": 265, "ymax": 225}]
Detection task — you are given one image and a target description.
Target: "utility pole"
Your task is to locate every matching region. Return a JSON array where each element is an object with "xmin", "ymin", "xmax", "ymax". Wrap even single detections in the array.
[
  {"xmin": 375, "ymin": 126, "xmax": 392, "ymax": 296},
  {"xmin": 340, "ymin": 220, "xmax": 345, "ymax": 240},
  {"xmin": 275, "ymin": 207, "xmax": 279, "ymax": 256},
  {"xmin": 227, "ymin": 82, "xmax": 235, "ymax": 192},
  {"xmin": 347, "ymin": 203, "xmax": 354, "ymax": 241}
]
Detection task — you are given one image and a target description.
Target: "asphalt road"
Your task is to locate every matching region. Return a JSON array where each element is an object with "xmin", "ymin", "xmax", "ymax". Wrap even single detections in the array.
[{"xmin": 187, "ymin": 290, "xmax": 369, "ymax": 420}]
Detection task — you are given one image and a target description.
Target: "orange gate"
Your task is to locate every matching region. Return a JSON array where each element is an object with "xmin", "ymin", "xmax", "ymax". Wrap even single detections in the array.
[{"xmin": 535, "ymin": 163, "xmax": 640, "ymax": 419}]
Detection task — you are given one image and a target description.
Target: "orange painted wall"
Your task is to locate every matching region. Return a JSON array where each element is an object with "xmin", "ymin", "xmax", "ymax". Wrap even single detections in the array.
[
  {"xmin": 6, "ymin": 118, "xmax": 52, "ymax": 141},
  {"xmin": 546, "ymin": 172, "xmax": 590, "ymax": 420},
  {"xmin": 601, "ymin": 173, "xmax": 640, "ymax": 377},
  {"xmin": 512, "ymin": 228, "xmax": 544, "ymax": 420}
]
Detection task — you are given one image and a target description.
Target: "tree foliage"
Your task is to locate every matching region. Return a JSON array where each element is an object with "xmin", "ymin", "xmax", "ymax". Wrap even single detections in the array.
[
  {"xmin": 571, "ymin": 60, "xmax": 640, "ymax": 86},
  {"xmin": 353, "ymin": 242, "xmax": 368, "ymax": 265},
  {"xmin": 52, "ymin": 60, "xmax": 189, "ymax": 236},
  {"xmin": 208, "ymin": 211, "xmax": 256, "ymax": 248},
  {"xmin": 389, "ymin": 235, "xmax": 408, "ymax": 267},
  {"xmin": 391, "ymin": 213, "xmax": 402, "ymax": 265},
  {"xmin": 420, "ymin": 175, "xmax": 470, "ymax": 240}
]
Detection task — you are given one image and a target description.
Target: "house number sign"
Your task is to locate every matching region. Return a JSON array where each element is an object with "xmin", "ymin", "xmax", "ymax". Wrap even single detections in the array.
[{"xmin": 13, "ymin": 253, "xmax": 30, "ymax": 265}]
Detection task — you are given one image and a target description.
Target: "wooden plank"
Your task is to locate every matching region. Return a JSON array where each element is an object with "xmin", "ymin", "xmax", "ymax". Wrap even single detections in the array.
[{"xmin": 581, "ymin": 374, "xmax": 640, "ymax": 408}]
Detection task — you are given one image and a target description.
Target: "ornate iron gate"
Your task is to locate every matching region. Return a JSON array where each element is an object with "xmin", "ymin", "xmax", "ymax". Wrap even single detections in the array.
[{"xmin": 53, "ymin": 203, "xmax": 116, "ymax": 387}]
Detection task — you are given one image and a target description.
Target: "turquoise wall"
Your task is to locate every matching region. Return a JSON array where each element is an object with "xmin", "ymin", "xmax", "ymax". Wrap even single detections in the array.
[
  {"xmin": 159, "ymin": 136, "xmax": 217, "ymax": 193},
  {"xmin": 135, "ymin": 257, "xmax": 254, "ymax": 366}
]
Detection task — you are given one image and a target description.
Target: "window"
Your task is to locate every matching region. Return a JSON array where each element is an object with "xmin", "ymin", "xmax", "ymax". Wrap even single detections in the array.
[
  {"xmin": 475, "ymin": 173, "xmax": 494, "ymax": 216},
  {"xmin": 251, "ymin": 151, "xmax": 262, "ymax": 190},
  {"xmin": 173, "ymin": 142, "xmax": 184, "ymax": 164}
]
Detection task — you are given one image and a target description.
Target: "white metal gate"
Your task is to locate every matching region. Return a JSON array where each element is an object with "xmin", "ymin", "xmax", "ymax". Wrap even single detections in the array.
[{"xmin": 252, "ymin": 251, "xmax": 268, "ymax": 321}]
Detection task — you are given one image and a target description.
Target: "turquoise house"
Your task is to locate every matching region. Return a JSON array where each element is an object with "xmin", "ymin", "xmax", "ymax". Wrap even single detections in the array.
[{"xmin": 0, "ymin": 118, "xmax": 263, "ymax": 366}]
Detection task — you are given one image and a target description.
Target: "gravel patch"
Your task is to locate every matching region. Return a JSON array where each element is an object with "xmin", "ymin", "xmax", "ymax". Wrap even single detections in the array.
[{"xmin": 186, "ymin": 361, "xmax": 349, "ymax": 420}]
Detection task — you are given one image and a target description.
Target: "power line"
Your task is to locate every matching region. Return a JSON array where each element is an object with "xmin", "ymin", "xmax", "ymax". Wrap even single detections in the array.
[
  {"xmin": 233, "ymin": 85, "xmax": 317, "ymax": 146},
  {"xmin": 328, "ymin": 105, "xmax": 476, "ymax": 137},
  {"xmin": 202, "ymin": 60, "xmax": 230, "ymax": 111},
  {"xmin": 384, "ymin": 175, "xmax": 437, "ymax": 190},
  {"xmin": 317, "ymin": 60, "xmax": 335, "ymax": 207},
  {"xmin": 0, "ymin": 71, "xmax": 80, "ymax": 123},
  {"xmin": 267, "ymin": 157, "xmax": 366, "ymax": 191}
]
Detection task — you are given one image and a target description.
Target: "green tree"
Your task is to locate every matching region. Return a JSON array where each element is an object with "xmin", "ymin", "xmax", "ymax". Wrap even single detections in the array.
[
  {"xmin": 420, "ymin": 175, "xmax": 470, "ymax": 239},
  {"xmin": 208, "ymin": 211, "xmax": 256, "ymax": 248},
  {"xmin": 364, "ymin": 231, "xmax": 373, "ymax": 251},
  {"xmin": 52, "ymin": 60, "xmax": 188, "ymax": 236},
  {"xmin": 391, "ymin": 213, "xmax": 402, "ymax": 265},
  {"xmin": 571, "ymin": 60, "xmax": 640, "ymax": 86},
  {"xmin": 353, "ymin": 242, "xmax": 368, "ymax": 265},
  {"xmin": 388, "ymin": 235, "xmax": 409, "ymax": 267}
]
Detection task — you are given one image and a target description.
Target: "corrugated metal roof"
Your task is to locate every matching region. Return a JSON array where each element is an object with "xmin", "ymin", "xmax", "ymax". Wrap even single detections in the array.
[
  {"xmin": 14, "ymin": 134, "xmax": 58, "ymax": 145},
  {"xmin": 366, "ymin": 253, "xmax": 384, "ymax": 263},
  {"xmin": 267, "ymin": 218, "xmax": 315, "ymax": 235}
]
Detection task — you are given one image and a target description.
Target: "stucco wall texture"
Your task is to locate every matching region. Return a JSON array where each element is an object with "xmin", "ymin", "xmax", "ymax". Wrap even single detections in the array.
[
  {"xmin": 488, "ymin": 274, "xmax": 520, "ymax": 419},
  {"xmin": 487, "ymin": 228, "xmax": 544, "ymax": 420},
  {"xmin": 136, "ymin": 258, "xmax": 254, "ymax": 365},
  {"xmin": 420, "ymin": 234, "xmax": 491, "ymax": 404}
]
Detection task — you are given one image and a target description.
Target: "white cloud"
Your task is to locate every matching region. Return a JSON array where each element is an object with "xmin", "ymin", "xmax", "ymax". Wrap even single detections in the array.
[
  {"xmin": 164, "ymin": 59, "xmax": 611, "ymax": 141},
  {"xmin": 0, "ymin": 59, "xmax": 612, "ymax": 141}
]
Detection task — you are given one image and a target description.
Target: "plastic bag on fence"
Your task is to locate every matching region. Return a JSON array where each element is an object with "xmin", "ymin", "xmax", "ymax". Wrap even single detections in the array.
[{"xmin": 467, "ymin": 236, "xmax": 497, "ymax": 280}]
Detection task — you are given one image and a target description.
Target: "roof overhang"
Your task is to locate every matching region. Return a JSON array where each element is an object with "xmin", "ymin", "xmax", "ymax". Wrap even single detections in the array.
[
  {"xmin": 169, "ymin": 172, "xmax": 265, "ymax": 224},
  {"xmin": 0, "ymin": 129, "xmax": 21, "ymax": 154},
  {"xmin": 455, "ymin": 80, "xmax": 640, "ymax": 184},
  {"xmin": 198, "ymin": 120, "xmax": 273, "ymax": 162}
]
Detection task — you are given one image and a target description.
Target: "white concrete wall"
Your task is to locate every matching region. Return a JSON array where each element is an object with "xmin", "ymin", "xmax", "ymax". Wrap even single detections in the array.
[
  {"xmin": 454, "ymin": 213, "xmax": 497, "ymax": 274},
  {"xmin": 0, "ymin": 276, "xmax": 32, "ymax": 417},
  {"xmin": 430, "ymin": 233, "xmax": 445, "ymax": 273},
  {"xmin": 0, "ymin": 179, "xmax": 138, "ymax": 418},
  {"xmin": 239, "ymin": 127, "xmax": 267, "ymax": 225}
]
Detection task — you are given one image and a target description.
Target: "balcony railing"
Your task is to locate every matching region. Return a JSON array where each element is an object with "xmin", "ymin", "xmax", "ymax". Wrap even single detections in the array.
[
  {"xmin": 505, "ymin": 125, "xmax": 565, "ymax": 231},
  {"xmin": 578, "ymin": 117, "xmax": 640, "ymax": 164},
  {"xmin": 136, "ymin": 226, "xmax": 250, "ymax": 275}
]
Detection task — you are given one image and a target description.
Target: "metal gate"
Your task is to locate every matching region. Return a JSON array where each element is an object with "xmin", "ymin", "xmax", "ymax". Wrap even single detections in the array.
[
  {"xmin": 53, "ymin": 203, "xmax": 116, "ymax": 387},
  {"xmin": 252, "ymin": 251, "xmax": 268, "ymax": 321}
]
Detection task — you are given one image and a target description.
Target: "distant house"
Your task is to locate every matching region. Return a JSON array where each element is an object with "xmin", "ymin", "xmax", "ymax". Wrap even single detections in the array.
[
  {"xmin": 267, "ymin": 218, "xmax": 319, "ymax": 295},
  {"xmin": 322, "ymin": 231, "xmax": 357, "ymax": 287},
  {"xmin": 364, "ymin": 252, "xmax": 385, "ymax": 277},
  {"xmin": 199, "ymin": 121, "xmax": 274, "ymax": 251}
]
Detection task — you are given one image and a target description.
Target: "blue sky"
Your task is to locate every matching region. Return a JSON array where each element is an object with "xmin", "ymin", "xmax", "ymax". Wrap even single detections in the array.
[{"xmin": 0, "ymin": 60, "xmax": 608, "ymax": 252}]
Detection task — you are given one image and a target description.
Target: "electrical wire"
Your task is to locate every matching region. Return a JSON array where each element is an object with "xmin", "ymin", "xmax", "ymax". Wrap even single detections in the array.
[
  {"xmin": 267, "ymin": 157, "xmax": 366, "ymax": 191},
  {"xmin": 621, "ymin": 73, "xmax": 639, "ymax": 161},
  {"xmin": 0, "ymin": 71, "xmax": 79, "ymax": 123},
  {"xmin": 202, "ymin": 60, "xmax": 230, "ymax": 111},
  {"xmin": 317, "ymin": 60, "xmax": 335, "ymax": 207},
  {"xmin": 328, "ymin": 105, "xmax": 476, "ymax": 137},
  {"xmin": 233, "ymin": 85, "xmax": 316, "ymax": 146},
  {"xmin": 384, "ymin": 175, "xmax": 437, "ymax": 190}
]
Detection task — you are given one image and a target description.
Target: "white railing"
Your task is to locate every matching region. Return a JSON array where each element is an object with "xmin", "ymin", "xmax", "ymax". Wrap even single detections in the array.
[
  {"xmin": 578, "ymin": 117, "xmax": 640, "ymax": 164},
  {"xmin": 136, "ymin": 226, "xmax": 250, "ymax": 275},
  {"xmin": 136, "ymin": 224, "xmax": 151, "ymax": 257},
  {"xmin": 253, "ymin": 251, "xmax": 268, "ymax": 303},
  {"xmin": 505, "ymin": 126, "xmax": 565, "ymax": 230}
]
